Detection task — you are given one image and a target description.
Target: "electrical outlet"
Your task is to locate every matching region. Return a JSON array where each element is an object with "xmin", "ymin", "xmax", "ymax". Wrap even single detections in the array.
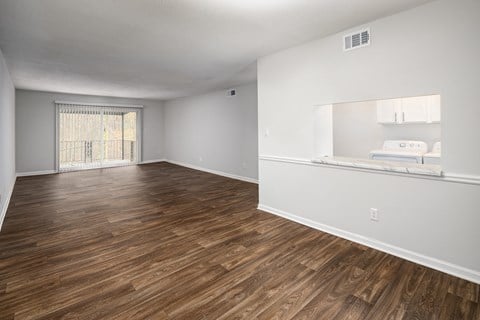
[
  {"xmin": 370, "ymin": 208, "xmax": 379, "ymax": 222},
  {"xmin": 199, "ymin": 156, "xmax": 203, "ymax": 162}
]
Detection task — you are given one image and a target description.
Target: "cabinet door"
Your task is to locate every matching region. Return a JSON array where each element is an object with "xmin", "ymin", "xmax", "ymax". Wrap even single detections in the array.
[
  {"xmin": 377, "ymin": 99, "xmax": 401, "ymax": 124},
  {"xmin": 427, "ymin": 95, "xmax": 441, "ymax": 123},
  {"xmin": 401, "ymin": 96, "xmax": 428, "ymax": 123}
]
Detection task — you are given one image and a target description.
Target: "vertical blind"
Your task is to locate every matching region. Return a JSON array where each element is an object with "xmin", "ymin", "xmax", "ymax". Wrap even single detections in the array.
[{"xmin": 56, "ymin": 103, "xmax": 142, "ymax": 172}]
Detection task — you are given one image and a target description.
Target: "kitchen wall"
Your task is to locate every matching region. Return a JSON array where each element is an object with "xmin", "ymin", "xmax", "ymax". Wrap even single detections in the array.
[
  {"xmin": 164, "ymin": 82, "xmax": 258, "ymax": 182},
  {"xmin": 15, "ymin": 90, "xmax": 165, "ymax": 174},
  {"xmin": 332, "ymin": 100, "xmax": 441, "ymax": 159},
  {"xmin": 258, "ymin": 0, "xmax": 480, "ymax": 283},
  {"xmin": 0, "ymin": 48, "xmax": 15, "ymax": 228}
]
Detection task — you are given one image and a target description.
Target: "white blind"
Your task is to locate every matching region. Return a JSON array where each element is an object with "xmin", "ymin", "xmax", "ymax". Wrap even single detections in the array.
[{"xmin": 56, "ymin": 103, "xmax": 141, "ymax": 172}]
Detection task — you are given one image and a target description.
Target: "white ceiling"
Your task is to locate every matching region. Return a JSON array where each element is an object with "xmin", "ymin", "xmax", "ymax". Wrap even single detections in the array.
[{"xmin": 0, "ymin": 0, "xmax": 433, "ymax": 100}]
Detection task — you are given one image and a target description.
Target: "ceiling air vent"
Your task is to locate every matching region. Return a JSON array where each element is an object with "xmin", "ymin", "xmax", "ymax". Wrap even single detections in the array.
[{"xmin": 344, "ymin": 28, "xmax": 370, "ymax": 51}]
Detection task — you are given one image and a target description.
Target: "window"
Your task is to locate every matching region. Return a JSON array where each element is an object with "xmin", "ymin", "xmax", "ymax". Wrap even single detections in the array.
[{"xmin": 55, "ymin": 103, "xmax": 142, "ymax": 172}]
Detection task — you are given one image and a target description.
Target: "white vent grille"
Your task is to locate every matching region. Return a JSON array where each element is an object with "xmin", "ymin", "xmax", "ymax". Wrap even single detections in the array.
[{"xmin": 344, "ymin": 28, "xmax": 370, "ymax": 51}]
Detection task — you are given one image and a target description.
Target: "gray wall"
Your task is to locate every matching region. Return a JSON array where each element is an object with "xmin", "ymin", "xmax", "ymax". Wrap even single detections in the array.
[
  {"xmin": 164, "ymin": 82, "xmax": 258, "ymax": 181},
  {"xmin": 333, "ymin": 100, "xmax": 441, "ymax": 159},
  {"xmin": 0, "ymin": 48, "xmax": 15, "ymax": 224},
  {"xmin": 258, "ymin": 0, "xmax": 480, "ymax": 282},
  {"xmin": 15, "ymin": 90, "xmax": 164, "ymax": 173}
]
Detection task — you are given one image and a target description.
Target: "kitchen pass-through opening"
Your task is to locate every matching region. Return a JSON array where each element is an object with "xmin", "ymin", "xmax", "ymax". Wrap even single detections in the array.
[{"xmin": 313, "ymin": 94, "xmax": 442, "ymax": 176}]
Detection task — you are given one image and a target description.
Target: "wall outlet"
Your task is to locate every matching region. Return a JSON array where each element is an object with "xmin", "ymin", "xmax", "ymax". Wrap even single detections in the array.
[
  {"xmin": 199, "ymin": 156, "xmax": 203, "ymax": 162},
  {"xmin": 370, "ymin": 208, "xmax": 379, "ymax": 221}
]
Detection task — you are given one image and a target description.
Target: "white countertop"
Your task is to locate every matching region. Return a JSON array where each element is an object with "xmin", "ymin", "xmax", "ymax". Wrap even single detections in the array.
[{"xmin": 312, "ymin": 156, "xmax": 442, "ymax": 177}]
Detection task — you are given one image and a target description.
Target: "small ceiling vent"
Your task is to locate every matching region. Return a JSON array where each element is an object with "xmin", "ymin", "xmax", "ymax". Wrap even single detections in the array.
[
  {"xmin": 344, "ymin": 28, "xmax": 370, "ymax": 51},
  {"xmin": 227, "ymin": 89, "xmax": 236, "ymax": 97}
]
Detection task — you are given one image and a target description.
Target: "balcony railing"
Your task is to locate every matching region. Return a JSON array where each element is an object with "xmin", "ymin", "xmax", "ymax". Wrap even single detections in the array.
[{"xmin": 59, "ymin": 140, "xmax": 136, "ymax": 166}]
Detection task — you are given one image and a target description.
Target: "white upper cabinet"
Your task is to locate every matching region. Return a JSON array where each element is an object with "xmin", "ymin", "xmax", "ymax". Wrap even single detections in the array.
[
  {"xmin": 376, "ymin": 95, "xmax": 440, "ymax": 124},
  {"xmin": 400, "ymin": 96, "xmax": 428, "ymax": 123},
  {"xmin": 427, "ymin": 95, "xmax": 441, "ymax": 123},
  {"xmin": 376, "ymin": 99, "xmax": 401, "ymax": 124}
]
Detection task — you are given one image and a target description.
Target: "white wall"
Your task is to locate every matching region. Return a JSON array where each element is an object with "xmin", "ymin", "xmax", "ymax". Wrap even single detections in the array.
[
  {"xmin": 164, "ymin": 82, "xmax": 258, "ymax": 181},
  {"xmin": 15, "ymin": 90, "xmax": 165, "ymax": 174},
  {"xmin": 0, "ymin": 48, "xmax": 15, "ymax": 227},
  {"xmin": 332, "ymin": 101, "xmax": 384, "ymax": 158},
  {"xmin": 258, "ymin": 0, "xmax": 480, "ymax": 283}
]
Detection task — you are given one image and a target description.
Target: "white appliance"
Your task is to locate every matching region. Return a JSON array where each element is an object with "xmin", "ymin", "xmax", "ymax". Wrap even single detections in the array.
[
  {"xmin": 369, "ymin": 140, "xmax": 428, "ymax": 164},
  {"xmin": 423, "ymin": 142, "xmax": 441, "ymax": 165}
]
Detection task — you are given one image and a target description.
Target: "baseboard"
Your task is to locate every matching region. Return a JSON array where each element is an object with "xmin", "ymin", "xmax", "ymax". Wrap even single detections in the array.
[
  {"xmin": 0, "ymin": 176, "xmax": 16, "ymax": 231},
  {"xmin": 16, "ymin": 161, "xmax": 167, "ymax": 175},
  {"xmin": 257, "ymin": 204, "xmax": 480, "ymax": 284},
  {"xmin": 166, "ymin": 159, "xmax": 258, "ymax": 184},
  {"xmin": 140, "ymin": 159, "xmax": 167, "ymax": 164},
  {"xmin": 16, "ymin": 170, "xmax": 57, "ymax": 177}
]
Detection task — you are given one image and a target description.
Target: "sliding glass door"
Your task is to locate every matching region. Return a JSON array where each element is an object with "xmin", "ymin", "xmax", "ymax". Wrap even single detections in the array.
[{"xmin": 56, "ymin": 104, "xmax": 141, "ymax": 172}]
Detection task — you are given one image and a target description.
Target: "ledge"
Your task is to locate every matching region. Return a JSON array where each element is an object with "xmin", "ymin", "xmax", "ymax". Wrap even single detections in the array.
[
  {"xmin": 312, "ymin": 156, "xmax": 442, "ymax": 177},
  {"xmin": 259, "ymin": 155, "xmax": 480, "ymax": 186}
]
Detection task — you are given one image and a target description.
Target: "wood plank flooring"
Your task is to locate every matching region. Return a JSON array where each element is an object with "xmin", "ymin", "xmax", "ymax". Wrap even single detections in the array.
[{"xmin": 0, "ymin": 162, "xmax": 478, "ymax": 319}]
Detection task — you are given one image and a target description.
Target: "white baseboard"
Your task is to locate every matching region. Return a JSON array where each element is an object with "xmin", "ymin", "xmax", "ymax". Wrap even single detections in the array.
[
  {"xmin": 166, "ymin": 159, "xmax": 258, "ymax": 184},
  {"xmin": 0, "ymin": 176, "xmax": 16, "ymax": 231},
  {"xmin": 16, "ymin": 170, "xmax": 57, "ymax": 177},
  {"xmin": 140, "ymin": 159, "xmax": 167, "ymax": 164},
  {"xmin": 258, "ymin": 204, "xmax": 480, "ymax": 284},
  {"xmin": 16, "ymin": 160, "xmax": 165, "ymax": 175}
]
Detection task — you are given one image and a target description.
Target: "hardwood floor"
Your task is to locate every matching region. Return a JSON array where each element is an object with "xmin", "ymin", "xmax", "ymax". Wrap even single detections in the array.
[{"xmin": 0, "ymin": 162, "xmax": 478, "ymax": 319}]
